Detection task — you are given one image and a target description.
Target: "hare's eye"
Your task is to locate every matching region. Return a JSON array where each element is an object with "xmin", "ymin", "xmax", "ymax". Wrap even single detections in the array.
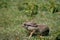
[{"xmin": 24, "ymin": 24, "xmax": 26, "ymax": 26}]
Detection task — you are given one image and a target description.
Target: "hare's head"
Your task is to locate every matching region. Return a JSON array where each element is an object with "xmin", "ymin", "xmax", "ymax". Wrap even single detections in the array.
[{"xmin": 22, "ymin": 22, "xmax": 38, "ymax": 30}]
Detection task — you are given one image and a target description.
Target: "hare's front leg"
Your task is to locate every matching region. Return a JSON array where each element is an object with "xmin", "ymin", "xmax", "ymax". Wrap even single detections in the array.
[{"xmin": 29, "ymin": 30, "xmax": 35, "ymax": 38}]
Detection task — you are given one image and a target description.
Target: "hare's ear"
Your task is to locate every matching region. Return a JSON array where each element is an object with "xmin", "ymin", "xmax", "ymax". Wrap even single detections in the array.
[
  {"xmin": 32, "ymin": 23, "xmax": 38, "ymax": 27},
  {"xmin": 32, "ymin": 22, "xmax": 37, "ymax": 25},
  {"xmin": 34, "ymin": 23, "xmax": 36, "ymax": 25},
  {"xmin": 34, "ymin": 24, "xmax": 38, "ymax": 27}
]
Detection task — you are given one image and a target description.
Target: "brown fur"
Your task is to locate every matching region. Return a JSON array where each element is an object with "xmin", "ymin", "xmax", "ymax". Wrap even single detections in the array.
[{"xmin": 23, "ymin": 22, "xmax": 49, "ymax": 38}]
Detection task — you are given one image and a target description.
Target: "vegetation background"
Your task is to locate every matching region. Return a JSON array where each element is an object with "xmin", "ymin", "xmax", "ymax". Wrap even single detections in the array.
[{"xmin": 0, "ymin": 0, "xmax": 60, "ymax": 40}]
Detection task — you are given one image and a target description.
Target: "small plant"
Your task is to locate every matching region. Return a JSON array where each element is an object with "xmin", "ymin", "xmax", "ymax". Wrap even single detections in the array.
[
  {"xmin": 18, "ymin": 3, "xmax": 38, "ymax": 17},
  {"xmin": 0, "ymin": 0, "xmax": 10, "ymax": 8},
  {"xmin": 47, "ymin": 0, "xmax": 59, "ymax": 13},
  {"xmin": 24, "ymin": 3, "xmax": 38, "ymax": 17}
]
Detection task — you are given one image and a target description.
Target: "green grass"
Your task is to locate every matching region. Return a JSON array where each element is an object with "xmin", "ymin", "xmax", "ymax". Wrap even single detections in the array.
[{"xmin": 0, "ymin": 0, "xmax": 60, "ymax": 40}]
